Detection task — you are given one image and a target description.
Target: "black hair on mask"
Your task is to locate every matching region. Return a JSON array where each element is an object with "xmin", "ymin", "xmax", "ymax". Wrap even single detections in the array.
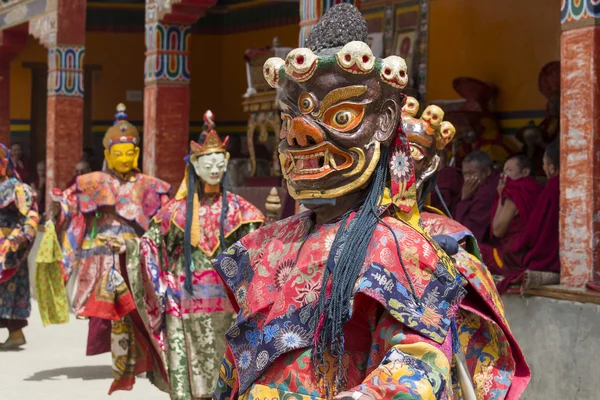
[{"xmin": 305, "ymin": 3, "xmax": 368, "ymax": 53}]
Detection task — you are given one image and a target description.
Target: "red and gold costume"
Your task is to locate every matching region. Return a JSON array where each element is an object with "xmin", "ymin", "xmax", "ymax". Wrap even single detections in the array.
[
  {"xmin": 52, "ymin": 104, "xmax": 170, "ymax": 390},
  {"xmin": 117, "ymin": 123, "xmax": 264, "ymax": 399}
]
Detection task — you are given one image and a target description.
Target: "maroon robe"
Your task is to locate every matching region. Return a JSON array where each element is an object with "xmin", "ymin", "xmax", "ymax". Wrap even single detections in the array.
[
  {"xmin": 454, "ymin": 171, "xmax": 500, "ymax": 245},
  {"xmin": 516, "ymin": 176, "xmax": 560, "ymax": 272},
  {"xmin": 481, "ymin": 176, "xmax": 543, "ymax": 276},
  {"xmin": 431, "ymin": 166, "xmax": 463, "ymax": 215}
]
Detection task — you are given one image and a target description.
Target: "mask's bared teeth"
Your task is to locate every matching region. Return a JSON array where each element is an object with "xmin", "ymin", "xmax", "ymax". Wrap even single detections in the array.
[
  {"xmin": 328, "ymin": 150, "xmax": 338, "ymax": 170},
  {"xmin": 286, "ymin": 159, "xmax": 295, "ymax": 174}
]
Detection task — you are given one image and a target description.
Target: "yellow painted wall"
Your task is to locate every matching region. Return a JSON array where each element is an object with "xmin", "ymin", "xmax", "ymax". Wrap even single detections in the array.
[
  {"xmin": 428, "ymin": 0, "xmax": 561, "ymax": 111},
  {"xmin": 9, "ymin": 24, "xmax": 299, "ymax": 125}
]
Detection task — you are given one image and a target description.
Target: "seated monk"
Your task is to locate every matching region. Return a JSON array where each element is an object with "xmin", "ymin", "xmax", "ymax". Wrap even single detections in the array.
[
  {"xmin": 499, "ymin": 141, "xmax": 560, "ymax": 293},
  {"xmin": 454, "ymin": 151, "xmax": 500, "ymax": 245},
  {"xmin": 481, "ymin": 155, "xmax": 542, "ymax": 277},
  {"xmin": 430, "ymin": 165, "xmax": 463, "ymax": 216}
]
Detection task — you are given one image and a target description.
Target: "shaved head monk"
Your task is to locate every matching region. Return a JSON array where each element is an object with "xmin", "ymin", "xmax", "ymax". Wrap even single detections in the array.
[
  {"xmin": 454, "ymin": 151, "xmax": 500, "ymax": 245},
  {"xmin": 481, "ymin": 154, "xmax": 543, "ymax": 276}
]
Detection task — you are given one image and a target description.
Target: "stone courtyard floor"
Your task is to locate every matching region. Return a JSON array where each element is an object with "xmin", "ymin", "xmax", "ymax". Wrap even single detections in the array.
[{"xmin": 0, "ymin": 299, "xmax": 169, "ymax": 400}]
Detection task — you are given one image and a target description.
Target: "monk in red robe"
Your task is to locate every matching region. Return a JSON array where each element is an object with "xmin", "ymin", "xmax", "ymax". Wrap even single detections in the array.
[
  {"xmin": 454, "ymin": 151, "xmax": 499, "ymax": 245},
  {"xmin": 519, "ymin": 142, "xmax": 560, "ymax": 272},
  {"xmin": 481, "ymin": 155, "xmax": 542, "ymax": 276},
  {"xmin": 431, "ymin": 165, "xmax": 463, "ymax": 215},
  {"xmin": 498, "ymin": 141, "xmax": 560, "ymax": 293}
]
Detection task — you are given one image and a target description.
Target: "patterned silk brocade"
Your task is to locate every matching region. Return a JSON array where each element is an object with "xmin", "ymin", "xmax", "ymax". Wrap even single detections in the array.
[
  {"xmin": 53, "ymin": 171, "xmax": 171, "ymax": 393},
  {"xmin": 421, "ymin": 211, "xmax": 530, "ymax": 399},
  {"xmin": 56, "ymin": 171, "xmax": 170, "ymax": 316},
  {"xmin": 212, "ymin": 210, "xmax": 468, "ymax": 400},
  {"xmin": 124, "ymin": 192, "xmax": 263, "ymax": 399}
]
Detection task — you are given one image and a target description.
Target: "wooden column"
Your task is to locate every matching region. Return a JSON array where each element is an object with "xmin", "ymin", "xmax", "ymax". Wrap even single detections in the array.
[
  {"xmin": 143, "ymin": 0, "xmax": 215, "ymax": 190},
  {"xmin": 559, "ymin": 2, "xmax": 600, "ymax": 287},
  {"xmin": 0, "ymin": 58, "xmax": 10, "ymax": 146},
  {"xmin": 0, "ymin": 29, "xmax": 27, "ymax": 146},
  {"xmin": 29, "ymin": 0, "xmax": 86, "ymax": 212}
]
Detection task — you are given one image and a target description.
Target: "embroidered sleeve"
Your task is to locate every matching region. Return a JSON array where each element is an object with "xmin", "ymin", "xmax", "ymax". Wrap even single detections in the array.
[
  {"xmin": 350, "ymin": 308, "xmax": 453, "ymax": 399},
  {"xmin": 133, "ymin": 224, "xmax": 168, "ymax": 334},
  {"xmin": 3, "ymin": 203, "xmax": 39, "ymax": 255},
  {"xmin": 56, "ymin": 184, "xmax": 86, "ymax": 276}
]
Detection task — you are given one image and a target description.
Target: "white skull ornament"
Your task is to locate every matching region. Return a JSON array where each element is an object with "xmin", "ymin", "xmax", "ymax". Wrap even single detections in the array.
[
  {"xmin": 284, "ymin": 48, "xmax": 319, "ymax": 83},
  {"xmin": 380, "ymin": 56, "xmax": 408, "ymax": 89},
  {"xmin": 335, "ymin": 41, "xmax": 375, "ymax": 74},
  {"xmin": 263, "ymin": 57, "xmax": 285, "ymax": 89}
]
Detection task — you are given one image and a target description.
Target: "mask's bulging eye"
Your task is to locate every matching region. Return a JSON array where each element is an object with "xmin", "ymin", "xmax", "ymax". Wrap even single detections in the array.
[
  {"xmin": 410, "ymin": 145, "xmax": 425, "ymax": 161},
  {"xmin": 298, "ymin": 93, "xmax": 316, "ymax": 114},
  {"xmin": 335, "ymin": 111, "xmax": 351, "ymax": 126},
  {"xmin": 322, "ymin": 103, "xmax": 366, "ymax": 132}
]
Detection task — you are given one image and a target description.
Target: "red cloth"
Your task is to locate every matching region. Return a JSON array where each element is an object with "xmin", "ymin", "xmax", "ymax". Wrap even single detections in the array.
[
  {"xmin": 431, "ymin": 167, "xmax": 463, "ymax": 215},
  {"xmin": 495, "ymin": 176, "xmax": 543, "ymax": 233},
  {"xmin": 86, "ymin": 317, "xmax": 111, "ymax": 356},
  {"xmin": 454, "ymin": 171, "xmax": 500, "ymax": 245},
  {"xmin": 515, "ymin": 176, "xmax": 560, "ymax": 273},
  {"xmin": 14, "ymin": 162, "xmax": 30, "ymax": 184},
  {"xmin": 487, "ymin": 176, "xmax": 543, "ymax": 282}
]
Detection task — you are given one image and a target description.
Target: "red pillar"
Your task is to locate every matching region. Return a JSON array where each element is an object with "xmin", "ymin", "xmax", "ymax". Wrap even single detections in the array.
[
  {"xmin": 30, "ymin": 0, "xmax": 86, "ymax": 212},
  {"xmin": 559, "ymin": 5, "xmax": 600, "ymax": 287},
  {"xmin": 0, "ymin": 58, "xmax": 10, "ymax": 146},
  {"xmin": 143, "ymin": 0, "xmax": 215, "ymax": 190},
  {"xmin": 0, "ymin": 29, "xmax": 27, "ymax": 147}
]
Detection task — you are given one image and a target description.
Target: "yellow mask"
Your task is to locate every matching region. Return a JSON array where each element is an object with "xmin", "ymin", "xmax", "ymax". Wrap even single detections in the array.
[{"xmin": 104, "ymin": 143, "xmax": 139, "ymax": 175}]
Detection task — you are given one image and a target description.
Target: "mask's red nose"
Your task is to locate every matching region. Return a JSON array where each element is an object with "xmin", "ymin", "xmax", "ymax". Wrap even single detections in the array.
[{"xmin": 287, "ymin": 117, "xmax": 324, "ymax": 147}]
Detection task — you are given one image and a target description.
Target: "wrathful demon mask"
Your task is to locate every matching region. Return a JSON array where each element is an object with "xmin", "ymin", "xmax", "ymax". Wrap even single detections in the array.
[{"xmin": 263, "ymin": 4, "xmax": 410, "ymax": 203}]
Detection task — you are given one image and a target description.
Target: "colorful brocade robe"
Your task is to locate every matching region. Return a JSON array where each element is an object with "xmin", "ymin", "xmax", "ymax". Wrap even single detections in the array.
[
  {"xmin": 421, "ymin": 210, "xmax": 530, "ymax": 399},
  {"xmin": 0, "ymin": 178, "xmax": 39, "ymax": 322},
  {"xmin": 56, "ymin": 171, "xmax": 170, "ymax": 316},
  {"xmin": 56, "ymin": 171, "xmax": 170, "ymax": 393},
  {"xmin": 123, "ymin": 192, "xmax": 264, "ymax": 399},
  {"xmin": 212, "ymin": 208, "xmax": 469, "ymax": 400}
]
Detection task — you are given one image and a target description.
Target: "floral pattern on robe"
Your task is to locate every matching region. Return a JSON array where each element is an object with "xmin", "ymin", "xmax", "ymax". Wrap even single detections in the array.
[
  {"xmin": 124, "ymin": 193, "xmax": 263, "ymax": 399},
  {"xmin": 212, "ymin": 209, "xmax": 467, "ymax": 400}
]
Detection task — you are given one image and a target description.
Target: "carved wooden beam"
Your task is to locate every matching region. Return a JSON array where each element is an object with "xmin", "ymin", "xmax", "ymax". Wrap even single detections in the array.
[{"xmin": 146, "ymin": 0, "xmax": 216, "ymax": 25}]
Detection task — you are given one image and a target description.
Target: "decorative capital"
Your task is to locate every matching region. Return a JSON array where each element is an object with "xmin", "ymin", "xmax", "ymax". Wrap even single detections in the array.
[
  {"xmin": 144, "ymin": 22, "xmax": 191, "ymax": 84},
  {"xmin": 47, "ymin": 46, "xmax": 84, "ymax": 97},
  {"xmin": 561, "ymin": 0, "xmax": 600, "ymax": 30}
]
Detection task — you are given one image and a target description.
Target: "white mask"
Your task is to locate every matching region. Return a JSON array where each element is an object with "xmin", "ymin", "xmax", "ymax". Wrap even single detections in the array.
[{"xmin": 192, "ymin": 152, "xmax": 228, "ymax": 186}]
